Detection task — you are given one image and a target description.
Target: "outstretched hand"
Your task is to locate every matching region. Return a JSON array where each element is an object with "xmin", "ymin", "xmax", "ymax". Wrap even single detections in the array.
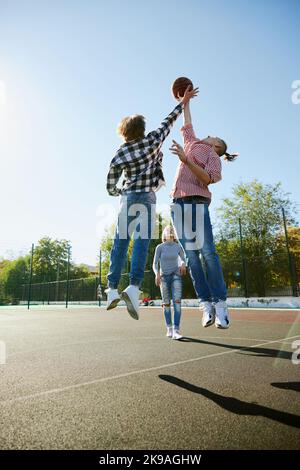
[
  {"xmin": 170, "ymin": 140, "xmax": 187, "ymax": 163},
  {"xmin": 178, "ymin": 85, "xmax": 199, "ymax": 106}
]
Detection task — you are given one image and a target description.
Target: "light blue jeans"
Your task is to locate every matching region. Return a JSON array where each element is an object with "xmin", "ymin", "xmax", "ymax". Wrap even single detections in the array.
[
  {"xmin": 107, "ymin": 191, "xmax": 156, "ymax": 289},
  {"xmin": 171, "ymin": 199, "xmax": 227, "ymax": 303},
  {"xmin": 160, "ymin": 272, "xmax": 182, "ymax": 329}
]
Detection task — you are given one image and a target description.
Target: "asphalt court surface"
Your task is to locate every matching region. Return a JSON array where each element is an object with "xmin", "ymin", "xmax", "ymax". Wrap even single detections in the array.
[{"xmin": 0, "ymin": 306, "xmax": 299, "ymax": 449}]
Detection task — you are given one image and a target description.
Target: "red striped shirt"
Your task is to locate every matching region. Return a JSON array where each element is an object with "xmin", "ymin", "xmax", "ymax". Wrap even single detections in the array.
[{"xmin": 170, "ymin": 124, "xmax": 222, "ymax": 200}]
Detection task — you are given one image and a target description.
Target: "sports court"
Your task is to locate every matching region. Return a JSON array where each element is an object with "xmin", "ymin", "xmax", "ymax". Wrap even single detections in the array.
[{"xmin": 0, "ymin": 306, "xmax": 299, "ymax": 450}]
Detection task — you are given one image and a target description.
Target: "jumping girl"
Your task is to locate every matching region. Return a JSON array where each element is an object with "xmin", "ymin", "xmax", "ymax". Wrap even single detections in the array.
[{"xmin": 169, "ymin": 89, "xmax": 238, "ymax": 329}]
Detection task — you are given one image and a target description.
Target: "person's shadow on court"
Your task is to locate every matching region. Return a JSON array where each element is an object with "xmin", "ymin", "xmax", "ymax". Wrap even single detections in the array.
[
  {"xmin": 271, "ymin": 382, "xmax": 300, "ymax": 392},
  {"xmin": 181, "ymin": 337, "xmax": 291, "ymax": 360},
  {"xmin": 159, "ymin": 375, "xmax": 300, "ymax": 429}
]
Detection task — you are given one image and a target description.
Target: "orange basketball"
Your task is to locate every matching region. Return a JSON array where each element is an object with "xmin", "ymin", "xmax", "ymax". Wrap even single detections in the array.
[{"xmin": 172, "ymin": 77, "xmax": 193, "ymax": 99}]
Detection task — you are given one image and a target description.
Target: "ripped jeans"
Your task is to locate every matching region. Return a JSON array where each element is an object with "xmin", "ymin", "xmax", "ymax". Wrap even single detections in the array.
[{"xmin": 160, "ymin": 273, "xmax": 182, "ymax": 329}]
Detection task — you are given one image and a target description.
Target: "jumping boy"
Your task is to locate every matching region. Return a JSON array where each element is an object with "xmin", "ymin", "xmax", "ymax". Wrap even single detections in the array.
[{"xmin": 105, "ymin": 86, "xmax": 198, "ymax": 320}]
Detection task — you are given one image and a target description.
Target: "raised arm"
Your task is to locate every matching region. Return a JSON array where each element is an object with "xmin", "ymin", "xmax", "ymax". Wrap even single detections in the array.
[
  {"xmin": 176, "ymin": 85, "xmax": 199, "ymax": 127},
  {"xmin": 149, "ymin": 86, "xmax": 198, "ymax": 144},
  {"xmin": 183, "ymin": 100, "xmax": 192, "ymax": 126},
  {"xmin": 149, "ymin": 103, "xmax": 183, "ymax": 143},
  {"xmin": 179, "ymin": 91, "xmax": 198, "ymax": 148}
]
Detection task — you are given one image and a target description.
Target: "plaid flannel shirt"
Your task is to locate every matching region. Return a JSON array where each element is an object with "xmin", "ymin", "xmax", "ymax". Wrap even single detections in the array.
[{"xmin": 106, "ymin": 104, "xmax": 183, "ymax": 196}]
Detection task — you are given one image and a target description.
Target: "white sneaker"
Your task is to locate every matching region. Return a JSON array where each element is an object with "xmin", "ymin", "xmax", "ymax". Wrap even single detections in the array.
[
  {"xmin": 200, "ymin": 301, "xmax": 215, "ymax": 327},
  {"xmin": 215, "ymin": 300, "xmax": 230, "ymax": 329},
  {"xmin": 166, "ymin": 327, "xmax": 173, "ymax": 338},
  {"xmin": 105, "ymin": 288, "xmax": 121, "ymax": 310},
  {"xmin": 172, "ymin": 328, "xmax": 183, "ymax": 340},
  {"xmin": 121, "ymin": 285, "xmax": 141, "ymax": 320}
]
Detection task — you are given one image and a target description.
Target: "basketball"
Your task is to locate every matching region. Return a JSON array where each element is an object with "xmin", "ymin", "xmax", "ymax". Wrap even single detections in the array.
[{"xmin": 172, "ymin": 77, "xmax": 193, "ymax": 99}]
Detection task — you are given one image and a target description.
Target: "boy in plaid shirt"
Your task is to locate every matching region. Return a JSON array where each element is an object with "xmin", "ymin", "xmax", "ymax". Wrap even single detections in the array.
[{"xmin": 106, "ymin": 86, "xmax": 198, "ymax": 320}]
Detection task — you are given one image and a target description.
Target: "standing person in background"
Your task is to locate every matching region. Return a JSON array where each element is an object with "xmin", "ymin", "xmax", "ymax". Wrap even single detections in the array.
[
  {"xmin": 170, "ymin": 88, "xmax": 238, "ymax": 329},
  {"xmin": 153, "ymin": 225, "xmax": 186, "ymax": 340}
]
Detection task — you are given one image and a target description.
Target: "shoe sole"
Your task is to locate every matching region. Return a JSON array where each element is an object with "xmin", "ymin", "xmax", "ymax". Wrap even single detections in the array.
[
  {"xmin": 106, "ymin": 297, "xmax": 121, "ymax": 311},
  {"xmin": 202, "ymin": 315, "xmax": 215, "ymax": 328},
  {"xmin": 121, "ymin": 292, "xmax": 139, "ymax": 320},
  {"xmin": 215, "ymin": 322, "xmax": 230, "ymax": 329}
]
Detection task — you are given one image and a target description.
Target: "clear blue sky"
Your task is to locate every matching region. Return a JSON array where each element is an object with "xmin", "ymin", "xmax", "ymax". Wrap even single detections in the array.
[{"xmin": 0, "ymin": 0, "xmax": 299, "ymax": 265}]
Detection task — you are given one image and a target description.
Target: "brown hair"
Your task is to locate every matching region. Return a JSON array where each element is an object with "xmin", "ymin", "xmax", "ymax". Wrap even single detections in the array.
[
  {"xmin": 219, "ymin": 139, "xmax": 239, "ymax": 161},
  {"xmin": 117, "ymin": 115, "xmax": 145, "ymax": 142}
]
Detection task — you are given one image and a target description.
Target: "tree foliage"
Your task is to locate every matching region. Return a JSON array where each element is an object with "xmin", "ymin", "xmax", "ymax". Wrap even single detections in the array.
[
  {"xmin": 215, "ymin": 180, "xmax": 299, "ymax": 295},
  {"xmin": 0, "ymin": 237, "xmax": 92, "ymax": 304}
]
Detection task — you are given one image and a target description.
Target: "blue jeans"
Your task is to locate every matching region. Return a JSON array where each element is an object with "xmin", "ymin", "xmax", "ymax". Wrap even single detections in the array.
[
  {"xmin": 107, "ymin": 191, "xmax": 156, "ymax": 289},
  {"xmin": 160, "ymin": 273, "xmax": 182, "ymax": 329},
  {"xmin": 171, "ymin": 199, "xmax": 227, "ymax": 303}
]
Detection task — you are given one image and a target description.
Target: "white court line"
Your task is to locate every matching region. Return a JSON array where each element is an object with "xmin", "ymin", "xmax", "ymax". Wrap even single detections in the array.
[
  {"xmin": 142, "ymin": 307, "xmax": 300, "ymax": 312},
  {"xmin": 7, "ymin": 335, "xmax": 284, "ymax": 358},
  {"xmin": 1, "ymin": 306, "xmax": 299, "ymax": 313},
  {"xmin": 1, "ymin": 334, "xmax": 299, "ymax": 407}
]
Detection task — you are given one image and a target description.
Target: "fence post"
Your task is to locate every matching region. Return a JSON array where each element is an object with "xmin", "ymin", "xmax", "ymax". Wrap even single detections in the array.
[
  {"xmin": 95, "ymin": 276, "xmax": 98, "ymax": 301},
  {"xmin": 81, "ymin": 279, "xmax": 84, "ymax": 302},
  {"xmin": 291, "ymin": 253, "xmax": 299, "ymax": 297},
  {"xmin": 238, "ymin": 218, "xmax": 249, "ymax": 298},
  {"xmin": 282, "ymin": 207, "xmax": 298, "ymax": 296},
  {"xmin": 27, "ymin": 243, "xmax": 34, "ymax": 310},
  {"xmin": 42, "ymin": 279, "xmax": 45, "ymax": 305},
  {"xmin": 65, "ymin": 246, "xmax": 71, "ymax": 308},
  {"xmin": 22, "ymin": 284, "xmax": 25, "ymax": 302},
  {"xmin": 158, "ymin": 213, "xmax": 163, "ymax": 241},
  {"xmin": 99, "ymin": 248, "xmax": 102, "ymax": 307},
  {"xmin": 47, "ymin": 282, "xmax": 51, "ymax": 305},
  {"xmin": 56, "ymin": 260, "xmax": 60, "ymax": 302}
]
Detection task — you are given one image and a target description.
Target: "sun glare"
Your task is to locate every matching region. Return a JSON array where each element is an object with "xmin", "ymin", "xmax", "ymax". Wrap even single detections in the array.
[{"xmin": 0, "ymin": 80, "xmax": 7, "ymax": 106}]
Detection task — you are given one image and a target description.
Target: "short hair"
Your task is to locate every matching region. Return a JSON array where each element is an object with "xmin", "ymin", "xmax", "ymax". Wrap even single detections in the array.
[{"xmin": 117, "ymin": 115, "xmax": 145, "ymax": 142}]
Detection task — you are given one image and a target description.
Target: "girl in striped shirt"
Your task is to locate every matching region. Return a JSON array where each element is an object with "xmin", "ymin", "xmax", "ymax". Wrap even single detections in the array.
[{"xmin": 169, "ymin": 89, "xmax": 238, "ymax": 330}]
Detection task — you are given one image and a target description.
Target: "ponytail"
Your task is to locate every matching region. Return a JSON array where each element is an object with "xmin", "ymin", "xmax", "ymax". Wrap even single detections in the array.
[
  {"xmin": 219, "ymin": 138, "xmax": 239, "ymax": 162},
  {"xmin": 224, "ymin": 152, "xmax": 239, "ymax": 162}
]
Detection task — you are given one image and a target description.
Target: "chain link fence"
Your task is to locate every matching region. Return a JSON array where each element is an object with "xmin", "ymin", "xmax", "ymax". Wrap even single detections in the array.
[{"xmin": 20, "ymin": 248, "xmax": 299, "ymax": 306}]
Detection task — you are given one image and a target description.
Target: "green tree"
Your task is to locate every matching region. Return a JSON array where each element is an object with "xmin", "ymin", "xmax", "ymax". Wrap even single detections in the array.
[
  {"xmin": 0, "ymin": 238, "xmax": 93, "ymax": 305},
  {"xmin": 71, "ymin": 264, "xmax": 91, "ymax": 279},
  {"xmin": 33, "ymin": 237, "xmax": 71, "ymax": 283},
  {"xmin": 215, "ymin": 236, "xmax": 243, "ymax": 293},
  {"xmin": 216, "ymin": 180, "xmax": 298, "ymax": 296},
  {"xmin": 0, "ymin": 256, "xmax": 30, "ymax": 304},
  {"xmin": 271, "ymin": 226, "xmax": 300, "ymax": 290}
]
